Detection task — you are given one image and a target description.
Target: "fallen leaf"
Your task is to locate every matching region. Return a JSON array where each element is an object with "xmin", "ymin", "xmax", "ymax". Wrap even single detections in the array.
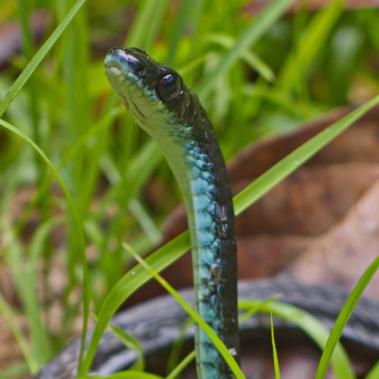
[{"xmin": 287, "ymin": 179, "xmax": 379, "ymax": 297}]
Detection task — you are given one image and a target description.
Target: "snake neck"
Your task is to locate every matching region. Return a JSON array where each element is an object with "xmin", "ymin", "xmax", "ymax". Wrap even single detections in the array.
[{"xmin": 155, "ymin": 117, "xmax": 239, "ymax": 378}]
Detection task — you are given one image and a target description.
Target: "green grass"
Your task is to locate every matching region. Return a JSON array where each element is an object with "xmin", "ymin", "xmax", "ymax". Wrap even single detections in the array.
[
  {"xmin": 315, "ymin": 255, "xmax": 379, "ymax": 379},
  {"xmin": 108, "ymin": 322, "xmax": 145, "ymax": 371},
  {"xmin": 0, "ymin": 1, "xmax": 378, "ymax": 378},
  {"xmin": 270, "ymin": 313, "xmax": 281, "ymax": 379},
  {"xmin": 123, "ymin": 243, "xmax": 244, "ymax": 379},
  {"xmin": 79, "ymin": 94, "xmax": 379, "ymax": 376},
  {"xmin": 239, "ymin": 300, "xmax": 355, "ymax": 379}
]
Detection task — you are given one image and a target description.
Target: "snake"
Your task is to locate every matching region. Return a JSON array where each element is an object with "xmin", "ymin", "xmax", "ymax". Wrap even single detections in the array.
[
  {"xmin": 106, "ymin": 47, "xmax": 239, "ymax": 378},
  {"xmin": 36, "ymin": 49, "xmax": 379, "ymax": 378}
]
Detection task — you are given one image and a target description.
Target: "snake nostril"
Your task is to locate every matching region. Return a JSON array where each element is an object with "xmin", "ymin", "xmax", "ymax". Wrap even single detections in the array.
[
  {"xmin": 125, "ymin": 54, "xmax": 143, "ymax": 73},
  {"xmin": 105, "ymin": 48, "xmax": 144, "ymax": 74}
]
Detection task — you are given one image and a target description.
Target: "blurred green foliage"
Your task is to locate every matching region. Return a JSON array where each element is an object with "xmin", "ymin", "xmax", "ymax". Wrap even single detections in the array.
[{"xmin": 0, "ymin": 0, "xmax": 378, "ymax": 377}]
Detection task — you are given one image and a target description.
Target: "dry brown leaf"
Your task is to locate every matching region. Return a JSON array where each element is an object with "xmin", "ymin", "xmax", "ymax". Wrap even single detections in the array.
[
  {"xmin": 287, "ymin": 179, "xmax": 379, "ymax": 297},
  {"xmin": 235, "ymin": 164, "xmax": 379, "ymax": 237}
]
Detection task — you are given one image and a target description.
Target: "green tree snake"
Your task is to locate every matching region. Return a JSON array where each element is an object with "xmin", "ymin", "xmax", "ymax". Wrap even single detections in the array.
[{"xmin": 36, "ymin": 49, "xmax": 379, "ymax": 378}]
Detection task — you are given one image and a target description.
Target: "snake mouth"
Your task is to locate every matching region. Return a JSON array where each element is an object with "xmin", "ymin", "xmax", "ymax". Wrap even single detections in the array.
[{"xmin": 105, "ymin": 48, "xmax": 153, "ymax": 120}]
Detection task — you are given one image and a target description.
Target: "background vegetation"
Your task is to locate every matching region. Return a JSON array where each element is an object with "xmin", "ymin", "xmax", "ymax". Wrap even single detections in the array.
[{"xmin": 0, "ymin": 0, "xmax": 378, "ymax": 378}]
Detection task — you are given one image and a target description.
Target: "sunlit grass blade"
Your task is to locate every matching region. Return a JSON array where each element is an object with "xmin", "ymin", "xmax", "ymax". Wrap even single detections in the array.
[
  {"xmin": 140, "ymin": 0, "xmax": 169, "ymax": 52},
  {"xmin": 79, "ymin": 233, "xmax": 190, "ymax": 375},
  {"xmin": 123, "ymin": 243, "xmax": 245, "ymax": 379},
  {"xmin": 0, "ymin": 294, "xmax": 36, "ymax": 373},
  {"xmin": 166, "ymin": 351, "xmax": 196, "ymax": 379},
  {"xmin": 0, "ymin": 0, "xmax": 86, "ymax": 117},
  {"xmin": 81, "ymin": 94, "xmax": 379, "ymax": 373},
  {"xmin": 61, "ymin": 1, "xmax": 93, "ymax": 216},
  {"xmin": 127, "ymin": 0, "xmax": 159, "ymax": 46},
  {"xmin": 198, "ymin": 0, "xmax": 292, "ymax": 98},
  {"xmin": 129, "ymin": 199, "xmax": 162, "ymax": 244},
  {"xmin": 3, "ymin": 221, "xmax": 56, "ymax": 367},
  {"xmin": 13, "ymin": 105, "xmax": 122, "ymax": 236},
  {"xmin": 27, "ymin": 220, "xmax": 60, "ymax": 360},
  {"xmin": 166, "ymin": 318, "xmax": 194, "ymax": 374},
  {"xmin": 0, "ymin": 118, "xmax": 90, "ymax": 368},
  {"xmin": 166, "ymin": 0, "xmax": 196, "ymax": 66},
  {"xmin": 179, "ymin": 53, "xmax": 209, "ymax": 76},
  {"xmin": 279, "ymin": 0, "xmax": 343, "ymax": 93},
  {"xmin": 270, "ymin": 314, "xmax": 281, "ymax": 379},
  {"xmin": 61, "ymin": 106, "xmax": 123, "ymax": 167},
  {"xmin": 17, "ymin": 0, "xmax": 35, "ymax": 58},
  {"xmin": 0, "ymin": 363, "xmax": 29, "ymax": 379},
  {"xmin": 234, "ymin": 94, "xmax": 379, "ymax": 214},
  {"xmin": 109, "ymin": 323, "xmax": 145, "ymax": 371},
  {"xmin": 239, "ymin": 300, "xmax": 355, "ymax": 379},
  {"xmin": 366, "ymin": 360, "xmax": 379, "ymax": 379},
  {"xmin": 239, "ymin": 297, "xmax": 277, "ymax": 323},
  {"xmin": 18, "ymin": 0, "xmax": 43, "ymax": 181},
  {"xmin": 101, "ymin": 140, "xmax": 161, "ymax": 198},
  {"xmin": 315, "ymin": 255, "xmax": 379, "ymax": 379},
  {"xmin": 126, "ymin": 0, "xmax": 169, "ymax": 50},
  {"xmin": 206, "ymin": 33, "xmax": 275, "ymax": 81},
  {"xmin": 121, "ymin": 140, "xmax": 162, "ymax": 198}
]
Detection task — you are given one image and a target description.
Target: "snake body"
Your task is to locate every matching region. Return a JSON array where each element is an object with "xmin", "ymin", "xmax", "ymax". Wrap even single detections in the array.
[
  {"xmin": 36, "ymin": 49, "xmax": 379, "ymax": 378},
  {"xmin": 105, "ymin": 48, "xmax": 239, "ymax": 378}
]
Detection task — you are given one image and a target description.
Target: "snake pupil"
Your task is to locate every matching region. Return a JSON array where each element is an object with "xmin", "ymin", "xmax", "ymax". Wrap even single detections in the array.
[{"xmin": 157, "ymin": 73, "xmax": 182, "ymax": 101}]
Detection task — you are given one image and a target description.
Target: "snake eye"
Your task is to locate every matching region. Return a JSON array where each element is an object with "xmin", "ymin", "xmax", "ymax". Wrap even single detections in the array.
[{"xmin": 156, "ymin": 74, "xmax": 182, "ymax": 101}]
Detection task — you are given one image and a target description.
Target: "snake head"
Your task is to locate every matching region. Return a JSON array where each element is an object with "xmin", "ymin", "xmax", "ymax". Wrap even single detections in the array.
[{"xmin": 105, "ymin": 48, "xmax": 201, "ymax": 138}]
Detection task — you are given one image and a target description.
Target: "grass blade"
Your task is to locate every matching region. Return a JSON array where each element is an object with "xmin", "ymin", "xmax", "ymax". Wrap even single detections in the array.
[
  {"xmin": 239, "ymin": 300, "xmax": 355, "ymax": 379},
  {"xmin": 315, "ymin": 255, "xmax": 379, "ymax": 379},
  {"xmin": 166, "ymin": 0, "xmax": 196, "ymax": 66},
  {"xmin": 127, "ymin": 0, "xmax": 168, "ymax": 50},
  {"xmin": 198, "ymin": 0, "xmax": 292, "ymax": 98},
  {"xmin": 109, "ymin": 323, "xmax": 145, "ymax": 371},
  {"xmin": 366, "ymin": 360, "xmax": 379, "ymax": 379},
  {"xmin": 234, "ymin": 94, "xmax": 379, "ymax": 214},
  {"xmin": 0, "ymin": 118, "xmax": 90, "ymax": 369},
  {"xmin": 279, "ymin": 0, "xmax": 343, "ymax": 93},
  {"xmin": 123, "ymin": 243, "xmax": 245, "ymax": 379},
  {"xmin": 270, "ymin": 314, "xmax": 281, "ymax": 379},
  {"xmin": 0, "ymin": 294, "xmax": 36, "ymax": 373},
  {"xmin": 206, "ymin": 33, "xmax": 275, "ymax": 82},
  {"xmin": 3, "ymin": 222, "xmax": 54, "ymax": 367},
  {"xmin": 79, "ymin": 233, "xmax": 190, "ymax": 375},
  {"xmin": 166, "ymin": 351, "xmax": 196, "ymax": 379},
  {"xmin": 0, "ymin": 363, "xmax": 29, "ymax": 379},
  {"xmin": 0, "ymin": 0, "xmax": 86, "ymax": 117}
]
